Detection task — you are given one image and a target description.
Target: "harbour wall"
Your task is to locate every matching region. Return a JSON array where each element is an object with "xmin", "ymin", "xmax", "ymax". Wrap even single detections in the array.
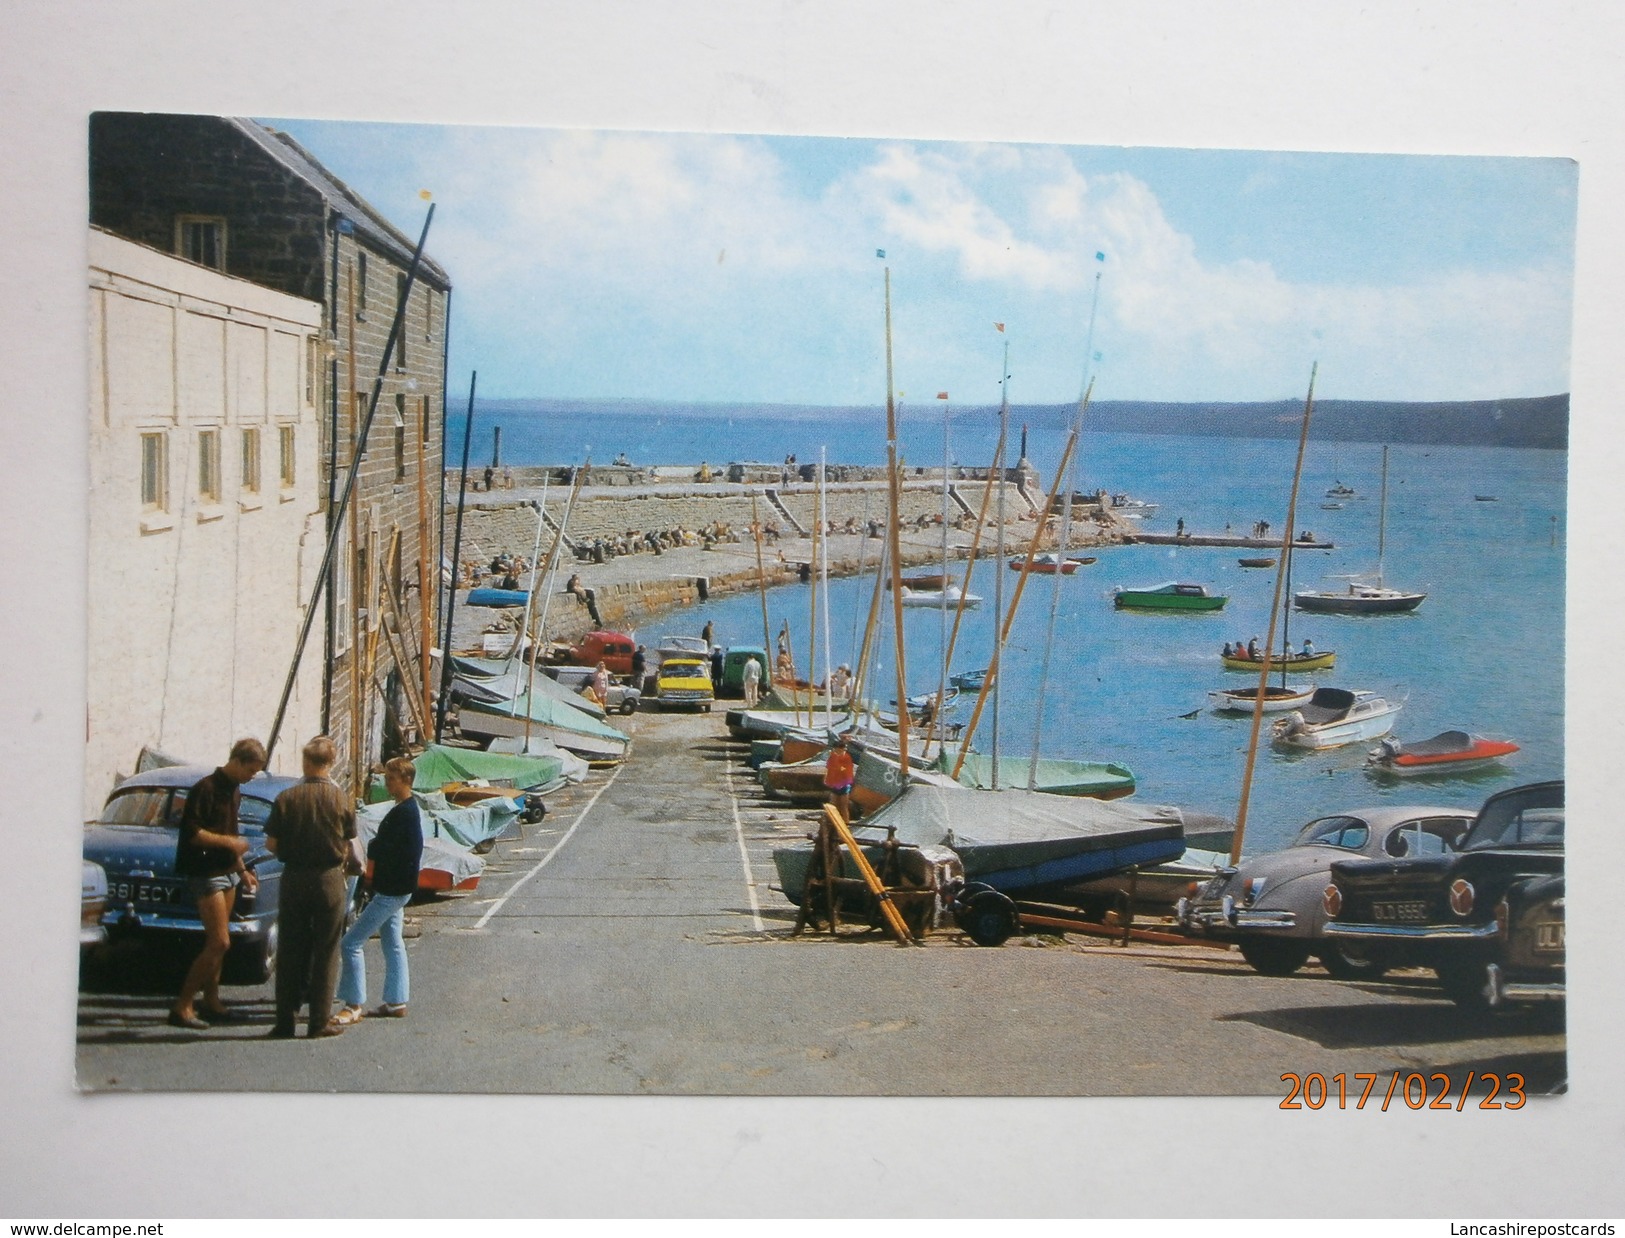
[{"xmin": 447, "ymin": 476, "xmax": 1131, "ymax": 648}]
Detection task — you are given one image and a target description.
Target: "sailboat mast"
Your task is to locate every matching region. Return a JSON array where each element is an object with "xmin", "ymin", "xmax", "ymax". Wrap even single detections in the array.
[
  {"xmin": 991, "ymin": 337, "xmax": 1010, "ymax": 787},
  {"xmin": 930, "ymin": 393, "xmax": 950, "ymax": 757},
  {"xmin": 883, "ymin": 268, "xmax": 911, "ymax": 774},
  {"xmin": 1232, "ymin": 366, "xmax": 1317, "ymax": 865},
  {"xmin": 1029, "ymin": 270, "xmax": 1101, "ymax": 788},
  {"xmin": 1377, "ymin": 444, "xmax": 1389, "ymax": 586},
  {"xmin": 820, "ymin": 446, "xmax": 833, "ymax": 719}
]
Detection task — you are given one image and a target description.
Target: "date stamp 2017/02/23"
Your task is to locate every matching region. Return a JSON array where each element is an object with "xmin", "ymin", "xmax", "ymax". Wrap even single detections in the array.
[{"xmin": 1281, "ymin": 1071, "xmax": 1527, "ymax": 1110}]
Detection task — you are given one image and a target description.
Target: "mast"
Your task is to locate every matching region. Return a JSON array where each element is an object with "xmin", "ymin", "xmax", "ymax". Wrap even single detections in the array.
[
  {"xmin": 1232, "ymin": 365, "xmax": 1317, "ymax": 865},
  {"xmin": 820, "ymin": 447, "xmax": 833, "ymax": 719},
  {"xmin": 524, "ymin": 458, "xmax": 588, "ymax": 746},
  {"xmin": 749, "ymin": 491, "xmax": 772, "ymax": 656},
  {"xmin": 883, "ymin": 268, "xmax": 911, "ymax": 775},
  {"xmin": 931, "ymin": 392, "xmax": 950, "ymax": 755},
  {"xmin": 1377, "ymin": 444, "xmax": 1390, "ymax": 587},
  {"xmin": 1029, "ymin": 269, "xmax": 1101, "ymax": 787},
  {"xmin": 434, "ymin": 371, "xmax": 477, "ymax": 743},
  {"xmin": 990, "ymin": 337, "xmax": 1010, "ymax": 787}
]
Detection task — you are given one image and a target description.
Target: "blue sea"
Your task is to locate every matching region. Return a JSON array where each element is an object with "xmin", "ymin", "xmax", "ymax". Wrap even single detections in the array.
[{"xmin": 460, "ymin": 405, "xmax": 1567, "ymax": 855}]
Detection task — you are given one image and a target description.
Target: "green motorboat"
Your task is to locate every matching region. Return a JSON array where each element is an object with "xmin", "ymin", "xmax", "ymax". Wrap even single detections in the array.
[{"xmin": 1113, "ymin": 582, "xmax": 1228, "ymax": 612}]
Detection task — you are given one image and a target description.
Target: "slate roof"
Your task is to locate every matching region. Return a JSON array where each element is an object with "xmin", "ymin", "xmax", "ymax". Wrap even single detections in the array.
[{"xmin": 230, "ymin": 118, "xmax": 452, "ymax": 289}]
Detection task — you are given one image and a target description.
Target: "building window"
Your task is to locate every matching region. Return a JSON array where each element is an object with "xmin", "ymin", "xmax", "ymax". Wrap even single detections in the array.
[
  {"xmin": 394, "ymin": 394, "xmax": 407, "ymax": 481},
  {"xmin": 394, "ymin": 273, "xmax": 408, "ymax": 369},
  {"xmin": 356, "ymin": 252, "xmax": 368, "ymax": 319},
  {"xmin": 175, "ymin": 215, "xmax": 226, "ymax": 270},
  {"xmin": 140, "ymin": 432, "xmax": 168, "ymax": 511},
  {"xmin": 279, "ymin": 425, "xmax": 296, "ymax": 487},
  {"xmin": 333, "ymin": 535, "xmax": 351, "ymax": 655},
  {"xmin": 198, "ymin": 429, "xmax": 221, "ymax": 502},
  {"xmin": 241, "ymin": 427, "xmax": 261, "ymax": 494}
]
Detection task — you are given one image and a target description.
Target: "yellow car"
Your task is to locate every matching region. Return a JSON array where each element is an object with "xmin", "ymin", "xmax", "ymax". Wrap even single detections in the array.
[{"xmin": 654, "ymin": 656, "xmax": 715, "ymax": 712}]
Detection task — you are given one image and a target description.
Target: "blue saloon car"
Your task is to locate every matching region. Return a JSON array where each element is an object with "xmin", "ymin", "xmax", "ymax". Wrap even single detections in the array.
[{"xmin": 82, "ymin": 766, "xmax": 302, "ymax": 984}]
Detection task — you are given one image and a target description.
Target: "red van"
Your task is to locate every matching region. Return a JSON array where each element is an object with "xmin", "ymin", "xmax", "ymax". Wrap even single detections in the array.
[{"xmin": 562, "ymin": 630, "xmax": 636, "ymax": 676}]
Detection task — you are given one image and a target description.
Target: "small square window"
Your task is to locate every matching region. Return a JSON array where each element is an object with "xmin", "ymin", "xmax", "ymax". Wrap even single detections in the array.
[
  {"xmin": 241, "ymin": 427, "xmax": 261, "ymax": 494},
  {"xmin": 140, "ymin": 432, "xmax": 168, "ymax": 511},
  {"xmin": 198, "ymin": 429, "xmax": 221, "ymax": 502},
  {"xmin": 175, "ymin": 216, "xmax": 226, "ymax": 270},
  {"xmin": 279, "ymin": 425, "xmax": 296, "ymax": 487}
]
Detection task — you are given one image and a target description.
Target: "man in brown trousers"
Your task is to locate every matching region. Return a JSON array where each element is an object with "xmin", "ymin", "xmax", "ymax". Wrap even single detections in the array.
[{"xmin": 264, "ymin": 735, "xmax": 362, "ymax": 1039}]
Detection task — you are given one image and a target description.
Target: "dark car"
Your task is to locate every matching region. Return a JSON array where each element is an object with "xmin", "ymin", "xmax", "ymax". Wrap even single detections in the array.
[
  {"xmin": 1176, "ymin": 805, "xmax": 1475, "ymax": 978},
  {"xmin": 1322, "ymin": 780, "xmax": 1564, "ymax": 1011},
  {"xmin": 82, "ymin": 765, "xmax": 302, "ymax": 984}
]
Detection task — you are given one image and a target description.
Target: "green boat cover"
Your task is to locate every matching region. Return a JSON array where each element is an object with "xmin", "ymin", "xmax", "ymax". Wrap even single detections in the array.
[
  {"xmin": 937, "ymin": 752, "xmax": 1136, "ymax": 798},
  {"xmin": 364, "ymin": 743, "xmax": 566, "ymax": 803}
]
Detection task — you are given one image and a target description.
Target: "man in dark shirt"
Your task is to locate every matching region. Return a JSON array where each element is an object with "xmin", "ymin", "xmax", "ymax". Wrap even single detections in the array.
[
  {"xmin": 168, "ymin": 738, "xmax": 267, "ymax": 1030},
  {"xmin": 264, "ymin": 735, "xmax": 362, "ymax": 1039},
  {"xmin": 333, "ymin": 756, "xmax": 424, "ymax": 1024}
]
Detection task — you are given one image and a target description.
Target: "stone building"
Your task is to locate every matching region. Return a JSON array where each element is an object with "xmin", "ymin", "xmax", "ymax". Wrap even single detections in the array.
[
  {"xmin": 90, "ymin": 113, "xmax": 453, "ymax": 789},
  {"xmin": 86, "ymin": 228, "xmax": 326, "ymax": 816}
]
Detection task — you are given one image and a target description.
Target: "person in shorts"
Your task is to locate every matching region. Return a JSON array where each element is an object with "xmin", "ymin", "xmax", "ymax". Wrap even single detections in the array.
[{"xmin": 168, "ymin": 738, "xmax": 267, "ymax": 1030}]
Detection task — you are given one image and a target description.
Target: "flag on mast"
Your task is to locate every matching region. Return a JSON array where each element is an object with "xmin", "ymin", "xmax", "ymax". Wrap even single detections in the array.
[
  {"xmin": 876, "ymin": 248, "xmax": 886, "ymax": 258},
  {"xmin": 936, "ymin": 392, "xmax": 949, "ymax": 400},
  {"xmin": 994, "ymin": 322, "xmax": 1005, "ymax": 333}
]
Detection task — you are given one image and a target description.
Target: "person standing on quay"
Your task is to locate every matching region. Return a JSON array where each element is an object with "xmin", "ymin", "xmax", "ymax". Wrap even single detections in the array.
[
  {"xmin": 333, "ymin": 757, "xmax": 423, "ymax": 1026},
  {"xmin": 631, "ymin": 644, "xmax": 647, "ymax": 691},
  {"xmin": 741, "ymin": 653, "xmax": 762, "ymax": 708},
  {"xmin": 264, "ymin": 736, "xmax": 361, "ymax": 1039},
  {"xmin": 701, "ymin": 620, "xmax": 715, "ymax": 648},
  {"xmin": 167, "ymin": 738, "xmax": 267, "ymax": 1030},
  {"xmin": 823, "ymin": 735, "xmax": 856, "ymax": 824}
]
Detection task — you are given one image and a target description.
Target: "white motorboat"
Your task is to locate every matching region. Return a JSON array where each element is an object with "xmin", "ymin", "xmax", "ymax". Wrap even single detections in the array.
[
  {"xmin": 1272, "ymin": 688, "xmax": 1403, "ymax": 750},
  {"xmin": 899, "ymin": 584, "xmax": 982, "ymax": 609}
]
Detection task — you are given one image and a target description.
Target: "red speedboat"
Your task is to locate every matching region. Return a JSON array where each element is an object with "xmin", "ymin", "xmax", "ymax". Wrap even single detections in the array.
[{"xmin": 1366, "ymin": 730, "xmax": 1519, "ymax": 777}]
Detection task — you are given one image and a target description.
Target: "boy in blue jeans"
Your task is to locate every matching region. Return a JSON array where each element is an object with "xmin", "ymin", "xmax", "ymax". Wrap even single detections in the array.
[{"xmin": 333, "ymin": 757, "xmax": 423, "ymax": 1024}]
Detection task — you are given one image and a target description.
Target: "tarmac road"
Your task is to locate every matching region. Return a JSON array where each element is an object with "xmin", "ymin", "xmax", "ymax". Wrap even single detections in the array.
[{"xmin": 76, "ymin": 707, "xmax": 1565, "ymax": 1097}]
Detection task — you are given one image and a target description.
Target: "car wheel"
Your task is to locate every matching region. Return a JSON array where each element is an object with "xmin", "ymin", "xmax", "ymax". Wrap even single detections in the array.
[
  {"xmin": 224, "ymin": 923, "xmax": 277, "ymax": 986},
  {"xmin": 1319, "ymin": 941, "xmax": 1390, "ymax": 981},
  {"xmin": 1238, "ymin": 939, "xmax": 1311, "ymax": 977},
  {"xmin": 955, "ymin": 888, "xmax": 1020, "ymax": 948},
  {"xmin": 1436, "ymin": 961, "xmax": 1494, "ymax": 1013},
  {"xmin": 620, "ymin": 699, "xmax": 637, "ymax": 715}
]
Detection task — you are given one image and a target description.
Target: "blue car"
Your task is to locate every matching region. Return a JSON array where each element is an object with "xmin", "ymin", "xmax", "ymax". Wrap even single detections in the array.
[{"xmin": 83, "ymin": 765, "xmax": 302, "ymax": 984}]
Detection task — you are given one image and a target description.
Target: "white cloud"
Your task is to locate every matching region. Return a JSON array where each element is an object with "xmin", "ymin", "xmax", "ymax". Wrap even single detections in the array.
[{"xmin": 409, "ymin": 128, "xmax": 1572, "ymax": 402}]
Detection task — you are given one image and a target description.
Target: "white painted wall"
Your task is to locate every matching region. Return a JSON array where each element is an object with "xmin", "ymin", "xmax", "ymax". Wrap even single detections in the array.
[{"xmin": 86, "ymin": 229, "xmax": 326, "ymax": 816}]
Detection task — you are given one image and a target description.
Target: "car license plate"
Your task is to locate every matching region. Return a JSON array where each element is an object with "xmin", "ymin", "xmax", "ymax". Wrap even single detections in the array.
[
  {"xmin": 111, "ymin": 879, "xmax": 178, "ymax": 905},
  {"xmin": 1535, "ymin": 921, "xmax": 1565, "ymax": 951},
  {"xmin": 1372, "ymin": 900, "xmax": 1428, "ymax": 923}
]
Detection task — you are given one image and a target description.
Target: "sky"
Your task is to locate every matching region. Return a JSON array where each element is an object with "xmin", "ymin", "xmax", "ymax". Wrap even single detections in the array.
[{"xmin": 264, "ymin": 117, "xmax": 1578, "ymax": 407}]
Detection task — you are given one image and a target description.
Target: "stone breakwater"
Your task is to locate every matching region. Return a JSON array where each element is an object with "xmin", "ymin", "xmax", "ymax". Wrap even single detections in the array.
[{"xmin": 447, "ymin": 476, "xmax": 1132, "ymax": 649}]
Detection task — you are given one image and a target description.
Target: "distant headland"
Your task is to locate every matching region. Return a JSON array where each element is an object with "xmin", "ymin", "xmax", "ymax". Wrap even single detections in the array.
[{"xmin": 477, "ymin": 394, "xmax": 1569, "ymax": 450}]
